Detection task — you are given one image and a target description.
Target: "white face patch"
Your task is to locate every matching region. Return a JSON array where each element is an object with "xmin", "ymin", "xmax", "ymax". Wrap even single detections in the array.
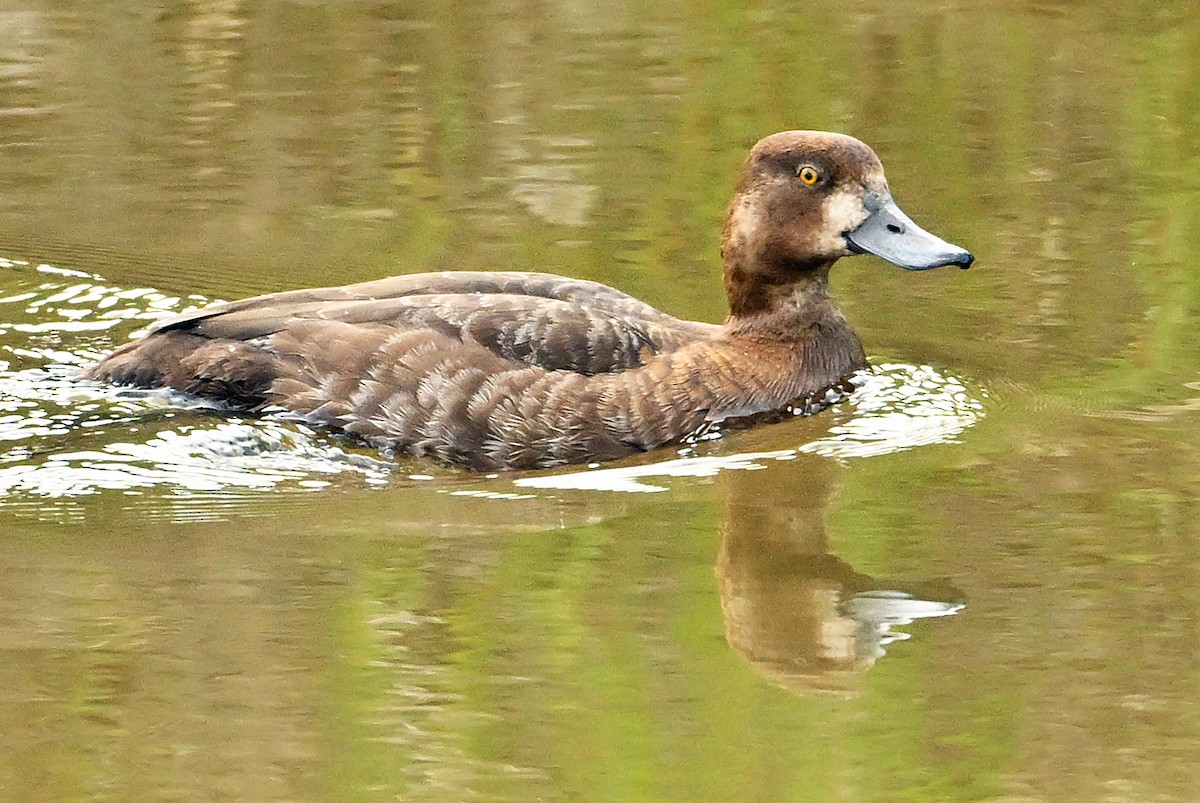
[
  {"xmin": 726, "ymin": 195, "xmax": 761, "ymax": 250},
  {"xmin": 816, "ymin": 187, "xmax": 869, "ymax": 254}
]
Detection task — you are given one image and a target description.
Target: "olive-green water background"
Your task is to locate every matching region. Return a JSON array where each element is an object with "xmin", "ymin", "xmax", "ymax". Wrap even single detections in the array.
[{"xmin": 1, "ymin": 1, "xmax": 1199, "ymax": 800}]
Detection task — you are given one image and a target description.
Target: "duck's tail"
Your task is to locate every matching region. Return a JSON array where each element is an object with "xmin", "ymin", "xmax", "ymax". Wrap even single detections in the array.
[{"xmin": 83, "ymin": 332, "xmax": 280, "ymax": 410}]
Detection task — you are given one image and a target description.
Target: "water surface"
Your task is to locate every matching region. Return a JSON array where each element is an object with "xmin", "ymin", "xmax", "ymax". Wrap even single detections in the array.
[{"xmin": 2, "ymin": 1, "xmax": 1200, "ymax": 800}]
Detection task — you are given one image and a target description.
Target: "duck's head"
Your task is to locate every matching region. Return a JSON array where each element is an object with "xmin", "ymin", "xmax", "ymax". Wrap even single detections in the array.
[{"xmin": 721, "ymin": 131, "xmax": 972, "ymax": 316}]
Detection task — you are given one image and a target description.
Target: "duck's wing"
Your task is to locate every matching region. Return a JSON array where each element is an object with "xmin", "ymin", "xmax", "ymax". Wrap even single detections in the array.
[
  {"xmin": 156, "ymin": 271, "xmax": 695, "ymax": 331},
  {"xmin": 147, "ymin": 272, "xmax": 718, "ymax": 376}
]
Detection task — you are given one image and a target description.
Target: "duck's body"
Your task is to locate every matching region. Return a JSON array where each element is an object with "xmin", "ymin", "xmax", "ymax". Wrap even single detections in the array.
[{"xmin": 86, "ymin": 132, "xmax": 972, "ymax": 471}]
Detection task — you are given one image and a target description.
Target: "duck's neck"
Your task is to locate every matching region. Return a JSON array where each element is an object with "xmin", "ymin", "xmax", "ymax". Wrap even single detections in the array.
[
  {"xmin": 723, "ymin": 256, "xmax": 837, "ymax": 334},
  {"xmin": 720, "ymin": 255, "xmax": 867, "ymax": 389}
]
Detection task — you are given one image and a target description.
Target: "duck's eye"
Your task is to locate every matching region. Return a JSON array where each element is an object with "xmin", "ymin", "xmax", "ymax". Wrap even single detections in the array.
[{"xmin": 797, "ymin": 165, "xmax": 821, "ymax": 186}]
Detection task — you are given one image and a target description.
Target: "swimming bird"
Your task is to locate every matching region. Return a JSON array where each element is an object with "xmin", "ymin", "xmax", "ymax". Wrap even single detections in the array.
[{"xmin": 86, "ymin": 131, "xmax": 973, "ymax": 471}]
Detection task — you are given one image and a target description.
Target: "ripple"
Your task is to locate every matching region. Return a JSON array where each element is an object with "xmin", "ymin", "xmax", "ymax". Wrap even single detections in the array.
[
  {"xmin": 0, "ymin": 259, "xmax": 212, "ymax": 352},
  {"xmin": 799, "ymin": 362, "xmax": 986, "ymax": 459},
  {"xmin": 0, "ymin": 420, "xmax": 392, "ymax": 499}
]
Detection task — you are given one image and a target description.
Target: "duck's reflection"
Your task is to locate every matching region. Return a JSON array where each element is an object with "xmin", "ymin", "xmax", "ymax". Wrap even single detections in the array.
[{"xmin": 716, "ymin": 457, "xmax": 963, "ymax": 694}]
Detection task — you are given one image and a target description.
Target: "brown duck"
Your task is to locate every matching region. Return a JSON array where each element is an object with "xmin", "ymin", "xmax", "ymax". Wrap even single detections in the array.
[{"xmin": 86, "ymin": 131, "xmax": 973, "ymax": 471}]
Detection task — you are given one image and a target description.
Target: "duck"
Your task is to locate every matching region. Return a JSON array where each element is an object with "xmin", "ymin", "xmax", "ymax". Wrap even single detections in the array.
[{"xmin": 85, "ymin": 131, "xmax": 973, "ymax": 472}]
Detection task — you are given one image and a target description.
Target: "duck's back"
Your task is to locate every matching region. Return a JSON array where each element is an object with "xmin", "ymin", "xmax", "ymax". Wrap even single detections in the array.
[{"xmin": 86, "ymin": 271, "xmax": 726, "ymax": 469}]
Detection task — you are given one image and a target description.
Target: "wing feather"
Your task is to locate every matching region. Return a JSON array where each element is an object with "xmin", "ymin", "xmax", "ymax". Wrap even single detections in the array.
[{"xmin": 148, "ymin": 272, "xmax": 718, "ymax": 376}]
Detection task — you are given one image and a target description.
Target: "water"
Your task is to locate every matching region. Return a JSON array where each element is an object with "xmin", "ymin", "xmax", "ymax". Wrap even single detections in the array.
[{"xmin": 1, "ymin": 1, "xmax": 1199, "ymax": 800}]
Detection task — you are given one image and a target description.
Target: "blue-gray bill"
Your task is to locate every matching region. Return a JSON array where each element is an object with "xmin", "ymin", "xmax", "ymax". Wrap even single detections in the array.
[{"xmin": 845, "ymin": 192, "xmax": 974, "ymax": 271}]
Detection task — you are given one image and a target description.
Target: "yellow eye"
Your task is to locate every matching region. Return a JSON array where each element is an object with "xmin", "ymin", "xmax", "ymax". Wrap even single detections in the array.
[{"xmin": 798, "ymin": 166, "xmax": 821, "ymax": 185}]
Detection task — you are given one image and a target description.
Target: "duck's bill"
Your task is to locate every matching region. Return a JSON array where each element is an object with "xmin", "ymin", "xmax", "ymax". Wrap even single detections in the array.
[{"xmin": 846, "ymin": 193, "xmax": 973, "ymax": 271}]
